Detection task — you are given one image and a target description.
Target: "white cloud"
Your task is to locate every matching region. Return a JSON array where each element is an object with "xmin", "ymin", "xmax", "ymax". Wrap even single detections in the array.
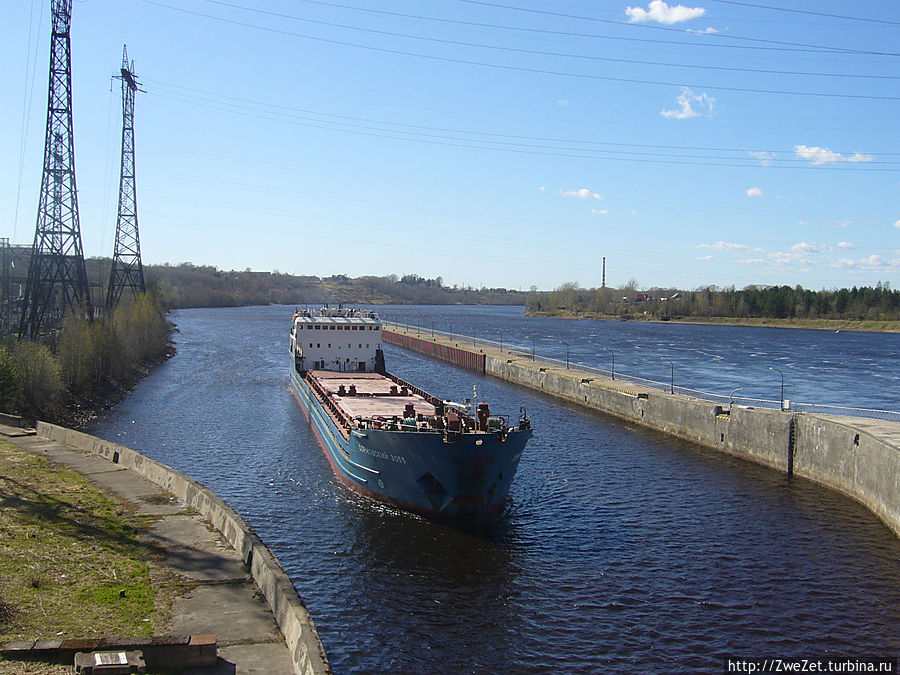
[
  {"xmin": 630, "ymin": 209, "xmax": 638, "ymax": 216},
  {"xmin": 746, "ymin": 187, "xmax": 763, "ymax": 197},
  {"xmin": 687, "ymin": 26, "xmax": 719, "ymax": 34},
  {"xmin": 737, "ymin": 258, "xmax": 766, "ymax": 265},
  {"xmin": 661, "ymin": 87, "xmax": 715, "ymax": 119},
  {"xmin": 697, "ymin": 254, "xmax": 714, "ymax": 261},
  {"xmin": 794, "ymin": 145, "xmax": 875, "ymax": 165},
  {"xmin": 894, "ymin": 219, "xmax": 900, "ymax": 229},
  {"xmin": 626, "ymin": 1, "xmax": 705, "ymax": 24},
  {"xmin": 790, "ymin": 241, "xmax": 826, "ymax": 254},
  {"xmin": 557, "ymin": 99, "xmax": 570, "ymax": 107},
  {"xmin": 831, "ymin": 219, "xmax": 853, "ymax": 229},
  {"xmin": 837, "ymin": 241, "xmax": 853, "ymax": 249},
  {"xmin": 771, "ymin": 251, "xmax": 804, "ymax": 266},
  {"xmin": 590, "ymin": 208, "xmax": 609, "ymax": 215},
  {"xmin": 697, "ymin": 240, "xmax": 746, "ymax": 251},
  {"xmin": 749, "ymin": 151, "xmax": 774, "ymax": 167},
  {"xmin": 559, "ymin": 188, "xmax": 603, "ymax": 200},
  {"xmin": 834, "ymin": 255, "xmax": 900, "ymax": 271},
  {"xmin": 539, "ymin": 186, "xmax": 546, "ymax": 192}
]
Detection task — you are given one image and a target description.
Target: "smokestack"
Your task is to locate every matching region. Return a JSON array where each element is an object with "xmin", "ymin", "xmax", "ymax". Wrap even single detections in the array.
[{"xmin": 602, "ymin": 257, "xmax": 606, "ymax": 288}]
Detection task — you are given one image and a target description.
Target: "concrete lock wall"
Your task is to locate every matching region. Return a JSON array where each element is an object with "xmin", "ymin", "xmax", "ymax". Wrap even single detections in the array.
[
  {"xmin": 484, "ymin": 354, "xmax": 900, "ymax": 538},
  {"xmin": 35, "ymin": 422, "xmax": 331, "ymax": 675}
]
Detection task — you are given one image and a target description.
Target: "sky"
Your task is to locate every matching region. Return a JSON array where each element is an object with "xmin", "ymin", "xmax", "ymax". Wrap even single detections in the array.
[{"xmin": 1, "ymin": 0, "xmax": 898, "ymax": 292}]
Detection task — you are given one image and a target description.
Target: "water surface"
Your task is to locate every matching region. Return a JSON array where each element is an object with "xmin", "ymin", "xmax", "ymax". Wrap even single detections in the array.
[{"xmin": 89, "ymin": 305, "xmax": 900, "ymax": 672}]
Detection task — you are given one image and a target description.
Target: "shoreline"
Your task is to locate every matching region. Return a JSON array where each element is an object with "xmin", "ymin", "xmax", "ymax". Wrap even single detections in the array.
[{"xmin": 524, "ymin": 311, "xmax": 900, "ymax": 333}]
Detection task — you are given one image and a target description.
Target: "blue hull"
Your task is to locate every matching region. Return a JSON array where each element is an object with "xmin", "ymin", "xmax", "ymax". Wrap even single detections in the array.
[{"xmin": 290, "ymin": 368, "xmax": 531, "ymax": 519}]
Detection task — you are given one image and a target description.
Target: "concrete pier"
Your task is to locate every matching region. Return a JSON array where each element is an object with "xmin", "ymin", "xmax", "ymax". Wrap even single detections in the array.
[
  {"xmin": 384, "ymin": 326, "xmax": 900, "ymax": 538},
  {"xmin": 2, "ymin": 422, "xmax": 331, "ymax": 675}
]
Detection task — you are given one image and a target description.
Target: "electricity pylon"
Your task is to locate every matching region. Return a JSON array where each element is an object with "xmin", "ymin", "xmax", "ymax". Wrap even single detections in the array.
[
  {"xmin": 19, "ymin": 0, "xmax": 91, "ymax": 339},
  {"xmin": 106, "ymin": 44, "xmax": 146, "ymax": 309}
]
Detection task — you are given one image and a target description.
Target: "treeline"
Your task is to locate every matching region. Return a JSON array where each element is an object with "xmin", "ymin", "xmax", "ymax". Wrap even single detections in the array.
[
  {"xmin": 133, "ymin": 263, "xmax": 525, "ymax": 308},
  {"xmin": 526, "ymin": 282, "xmax": 900, "ymax": 322},
  {"xmin": 0, "ymin": 291, "xmax": 170, "ymax": 424}
]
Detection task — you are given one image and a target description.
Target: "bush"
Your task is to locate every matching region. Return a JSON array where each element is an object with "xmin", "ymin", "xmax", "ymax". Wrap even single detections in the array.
[
  {"xmin": 2, "ymin": 291, "xmax": 170, "ymax": 421},
  {"xmin": 0, "ymin": 344, "xmax": 21, "ymax": 412},
  {"xmin": 12, "ymin": 339, "xmax": 63, "ymax": 418}
]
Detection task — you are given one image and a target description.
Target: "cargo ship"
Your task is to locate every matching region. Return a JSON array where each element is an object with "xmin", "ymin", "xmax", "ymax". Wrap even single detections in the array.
[{"xmin": 289, "ymin": 307, "xmax": 532, "ymax": 520}]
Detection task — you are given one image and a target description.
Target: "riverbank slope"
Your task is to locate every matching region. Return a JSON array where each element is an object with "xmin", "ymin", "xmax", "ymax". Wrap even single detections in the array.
[{"xmin": 525, "ymin": 310, "xmax": 900, "ymax": 333}]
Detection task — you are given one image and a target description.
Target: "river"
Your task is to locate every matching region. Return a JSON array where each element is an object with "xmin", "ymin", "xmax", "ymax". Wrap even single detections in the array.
[{"xmin": 89, "ymin": 305, "xmax": 900, "ymax": 672}]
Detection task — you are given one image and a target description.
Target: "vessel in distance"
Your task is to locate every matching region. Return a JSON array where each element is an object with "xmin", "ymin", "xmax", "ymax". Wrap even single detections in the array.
[{"xmin": 289, "ymin": 306, "xmax": 533, "ymax": 519}]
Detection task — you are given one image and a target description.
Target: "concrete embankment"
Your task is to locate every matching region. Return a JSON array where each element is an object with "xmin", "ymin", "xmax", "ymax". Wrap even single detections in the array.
[
  {"xmin": 384, "ymin": 327, "xmax": 900, "ymax": 538},
  {"xmin": 34, "ymin": 422, "xmax": 331, "ymax": 675}
]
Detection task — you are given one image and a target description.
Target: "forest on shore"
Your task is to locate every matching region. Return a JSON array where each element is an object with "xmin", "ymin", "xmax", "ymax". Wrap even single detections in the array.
[
  {"xmin": 526, "ymin": 282, "xmax": 900, "ymax": 326},
  {"xmin": 0, "ymin": 291, "xmax": 171, "ymax": 426},
  {"xmin": 123, "ymin": 262, "xmax": 525, "ymax": 308}
]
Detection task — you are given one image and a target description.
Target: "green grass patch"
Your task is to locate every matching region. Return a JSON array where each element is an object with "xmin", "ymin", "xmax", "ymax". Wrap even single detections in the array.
[{"xmin": 0, "ymin": 441, "xmax": 162, "ymax": 647}]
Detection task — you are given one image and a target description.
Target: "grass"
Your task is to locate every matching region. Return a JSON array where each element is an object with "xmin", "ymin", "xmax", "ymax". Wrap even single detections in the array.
[{"xmin": 0, "ymin": 440, "xmax": 169, "ymax": 674}]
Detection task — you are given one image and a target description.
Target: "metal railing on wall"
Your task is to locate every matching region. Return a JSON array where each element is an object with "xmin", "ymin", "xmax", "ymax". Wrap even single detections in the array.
[{"xmin": 383, "ymin": 321, "xmax": 900, "ymax": 423}]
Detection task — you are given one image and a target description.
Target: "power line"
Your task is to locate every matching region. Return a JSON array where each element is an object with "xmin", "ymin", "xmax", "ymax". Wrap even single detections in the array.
[
  {"xmin": 212, "ymin": 0, "xmax": 896, "ymax": 58},
  {"xmin": 147, "ymin": 77, "xmax": 898, "ymax": 158},
  {"xmin": 145, "ymin": 80, "xmax": 900, "ymax": 171},
  {"xmin": 202, "ymin": 0, "xmax": 900, "ymax": 81},
  {"xmin": 143, "ymin": 1, "xmax": 900, "ymax": 101},
  {"xmin": 458, "ymin": 0, "xmax": 900, "ymax": 57},
  {"xmin": 705, "ymin": 0, "xmax": 900, "ymax": 27}
]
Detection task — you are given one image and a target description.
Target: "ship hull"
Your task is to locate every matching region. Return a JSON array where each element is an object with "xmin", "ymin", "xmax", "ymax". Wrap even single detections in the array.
[{"xmin": 289, "ymin": 367, "xmax": 531, "ymax": 520}]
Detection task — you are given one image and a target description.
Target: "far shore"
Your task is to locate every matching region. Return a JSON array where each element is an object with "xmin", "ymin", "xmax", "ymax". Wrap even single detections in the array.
[{"xmin": 525, "ymin": 311, "xmax": 900, "ymax": 333}]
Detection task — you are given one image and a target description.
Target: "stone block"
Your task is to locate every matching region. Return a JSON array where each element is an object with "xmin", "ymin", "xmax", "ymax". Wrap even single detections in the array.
[{"xmin": 73, "ymin": 649, "xmax": 146, "ymax": 673}]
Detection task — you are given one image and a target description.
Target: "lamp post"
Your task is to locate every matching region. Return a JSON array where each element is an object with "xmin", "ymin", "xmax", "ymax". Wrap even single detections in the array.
[
  {"xmin": 770, "ymin": 366, "xmax": 785, "ymax": 410},
  {"xmin": 561, "ymin": 340, "xmax": 569, "ymax": 369},
  {"xmin": 448, "ymin": 322, "xmax": 453, "ymax": 341},
  {"xmin": 729, "ymin": 387, "xmax": 744, "ymax": 414},
  {"xmin": 531, "ymin": 337, "xmax": 535, "ymax": 361},
  {"xmin": 662, "ymin": 357, "xmax": 674, "ymax": 394},
  {"xmin": 499, "ymin": 330, "xmax": 503, "ymax": 354},
  {"xmin": 473, "ymin": 327, "xmax": 477, "ymax": 347},
  {"xmin": 605, "ymin": 348, "xmax": 615, "ymax": 380}
]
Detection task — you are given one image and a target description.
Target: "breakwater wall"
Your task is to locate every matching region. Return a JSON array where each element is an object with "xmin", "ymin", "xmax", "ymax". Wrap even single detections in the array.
[
  {"xmin": 383, "ymin": 330, "xmax": 485, "ymax": 374},
  {"xmin": 35, "ymin": 422, "xmax": 331, "ymax": 675},
  {"xmin": 383, "ymin": 329, "xmax": 900, "ymax": 538}
]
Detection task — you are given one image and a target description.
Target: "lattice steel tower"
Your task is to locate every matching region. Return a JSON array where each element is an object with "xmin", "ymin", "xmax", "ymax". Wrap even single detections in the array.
[
  {"xmin": 19, "ymin": 0, "xmax": 91, "ymax": 338},
  {"xmin": 106, "ymin": 44, "xmax": 145, "ymax": 309}
]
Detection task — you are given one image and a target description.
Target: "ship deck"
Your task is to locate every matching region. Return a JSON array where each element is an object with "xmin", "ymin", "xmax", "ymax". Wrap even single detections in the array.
[{"xmin": 309, "ymin": 371, "xmax": 436, "ymax": 420}]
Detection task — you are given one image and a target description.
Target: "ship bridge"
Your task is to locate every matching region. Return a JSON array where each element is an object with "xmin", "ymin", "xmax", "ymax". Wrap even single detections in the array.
[{"xmin": 291, "ymin": 308, "xmax": 382, "ymax": 372}]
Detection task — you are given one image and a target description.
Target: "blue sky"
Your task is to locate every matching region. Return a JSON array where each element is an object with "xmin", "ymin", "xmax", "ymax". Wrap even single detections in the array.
[{"xmin": 1, "ymin": 0, "xmax": 898, "ymax": 291}]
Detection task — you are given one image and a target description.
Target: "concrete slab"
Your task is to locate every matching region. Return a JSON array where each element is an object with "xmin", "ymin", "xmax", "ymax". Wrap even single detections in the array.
[
  {"xmin": 146, "ymin": 515, "xmax": 223, "ymax": 549},
  {"xmin": 169, "ymin": 582, "xmax": 282, "ymax": 643},
  {"xmin": 157, "ymin": 542, "xmax": 247, "ymax": 582},
  {"xmin": 203, "ymin": 642, "xmax": 296, "ymax": 675}
]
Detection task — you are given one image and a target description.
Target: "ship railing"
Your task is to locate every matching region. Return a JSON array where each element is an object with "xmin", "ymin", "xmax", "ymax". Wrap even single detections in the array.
[
  {"xmin": 305, "ymin": 374, "xmax": 354, "ymax": 433},
  {"xmin": 382, "ymin": 321, "xmax": 900, "ymax": 423}
]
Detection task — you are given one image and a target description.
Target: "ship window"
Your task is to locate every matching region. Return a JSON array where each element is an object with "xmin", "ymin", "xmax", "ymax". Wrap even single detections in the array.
[
  {"xmin": 328, "ymin": 343, "xmax": 331, "ymax": 348},
  {"xmin": 366, "ymin": 344, "xmax": 369, "ymax": 348},
  {"xmin": 359, "ymin": 344, "xmax": 362, "ymax": 348},
  {"xmin": 330, "ymin": 326, "xmax": 336, "ymax": 330},
  {"xmin": 348, "ymin": 343, "xmax": 352, "ymax": 348},
  {"xmin": 317, "ymin": 343, "xmax": 320, "ymax": 348},
  {"xmin": 309, "ymin": 343, "xmax": 312, "ymax": 348}
]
